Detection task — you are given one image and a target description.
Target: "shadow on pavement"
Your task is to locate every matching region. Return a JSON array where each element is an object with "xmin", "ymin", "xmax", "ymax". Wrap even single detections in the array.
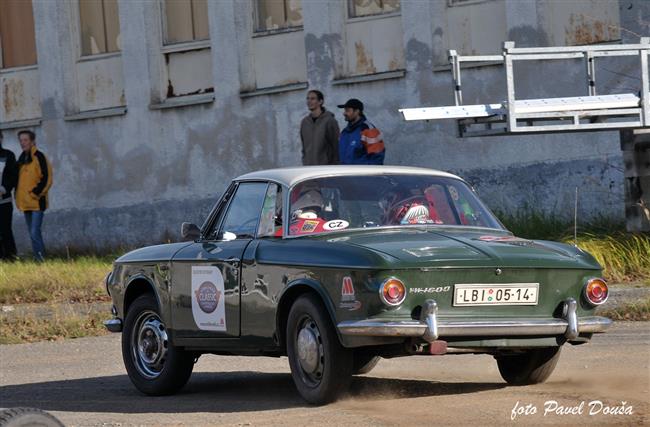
[{"xmin": 0, "ymin": 371, "xmax": 505, "ymax": 413}]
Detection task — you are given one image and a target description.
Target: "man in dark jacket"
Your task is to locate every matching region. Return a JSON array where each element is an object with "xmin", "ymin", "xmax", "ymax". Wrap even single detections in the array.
[
  {"xmin": 0, "ymin": 130, "xmax": 18, "ymax": 260},
  {"xmin": 337, "ymin": 98, "xmax": 385, "ymax": 165},
  {"xmin": 300, "ymin": 90, "xmax": 340, "ymax": 165}
]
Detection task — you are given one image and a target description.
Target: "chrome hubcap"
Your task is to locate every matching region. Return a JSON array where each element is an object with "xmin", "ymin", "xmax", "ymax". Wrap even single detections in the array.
[
  {"xmin": 131, "ymin": 311, "xmax": 168, "ymax": 379},
  {"xmin": 297, "ymin": 328, "xmax": 319, "ymax": 373},
  {"xmin": 295, "ymin": 315, "xmax": 324, "ymax": 386}
]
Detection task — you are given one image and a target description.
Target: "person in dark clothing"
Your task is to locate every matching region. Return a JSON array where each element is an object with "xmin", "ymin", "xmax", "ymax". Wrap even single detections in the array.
[
  {"xmin": 300, "ymin": 90, "xmax": 340, "ymax": 165},
  {"xmin": 0, "ymin": 130, "xmax": 18, "ymax": 260},
  {"xmin": 337, "ymin": 98, "xmax": 385, "ymax": 165}
]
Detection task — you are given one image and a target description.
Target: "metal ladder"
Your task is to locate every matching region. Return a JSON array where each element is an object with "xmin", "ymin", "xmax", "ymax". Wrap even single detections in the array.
[{"xmin": 399, "ymin": 38, "xmax": 650, "ymax": 137}]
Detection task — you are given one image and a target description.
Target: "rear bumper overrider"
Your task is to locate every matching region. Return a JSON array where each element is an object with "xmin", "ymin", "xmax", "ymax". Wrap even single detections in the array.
[{"xmin": 337, "ymin": 298, "xmax": 613, "ymax": 343}]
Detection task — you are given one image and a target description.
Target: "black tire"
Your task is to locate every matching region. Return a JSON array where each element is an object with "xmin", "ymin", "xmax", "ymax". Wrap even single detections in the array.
[
  {"xmin": 352, "ymin": 350, "xmax": 381, "ymax": 375},
  {"xmin": 0, "ymin": 408, "xmax": 64, "ymax": 427},
  {"xmin": 496, "ymin": 347, "xmax": 562, "ymax": 385},
  {"xmin": 122, "ymin": 294, "xmax": 194, "ymax": 395},
  {"xmin": 286, "ymin": 294, "xmax": 353, "ymax": 405}
]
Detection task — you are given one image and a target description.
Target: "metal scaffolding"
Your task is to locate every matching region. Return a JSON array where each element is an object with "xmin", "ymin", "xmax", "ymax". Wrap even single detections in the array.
[{"xmin": 399, "ymin": 38, "xmax": 650, "ymax": 137}]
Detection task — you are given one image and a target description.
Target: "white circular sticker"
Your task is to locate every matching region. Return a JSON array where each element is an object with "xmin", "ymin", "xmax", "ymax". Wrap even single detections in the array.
[{"xmin": 323, "ymin": 220, "xmax": 349, "ymax": 231}]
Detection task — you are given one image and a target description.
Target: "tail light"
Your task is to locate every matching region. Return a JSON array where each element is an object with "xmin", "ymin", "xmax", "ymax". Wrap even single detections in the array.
[
  {"xmin": 380, "ymin": 278, "xmax": 406, "ymax": 307},
  {"xmin": 583, "ymin": 278, "xmax": 608, "ymax": 306}
]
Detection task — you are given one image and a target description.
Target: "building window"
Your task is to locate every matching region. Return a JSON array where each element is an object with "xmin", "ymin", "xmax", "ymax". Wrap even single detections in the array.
[
  {"xmin": 164, "ymin": 0, "xmax": 209, "ymax": 44},
  {"xmin": 0, "ymin": 0, "xmax": 37, "ymax": 68},
  {"xmin": 255, "ymin": 0, "xmax": 303, "ymax": 32},
  {"xmin": 348, "ymin": 0, "xmax": 400, "ymax": 18},
  {"xmin": 79, "ymin": 0, "xmax": 120, "ymax": 56}
]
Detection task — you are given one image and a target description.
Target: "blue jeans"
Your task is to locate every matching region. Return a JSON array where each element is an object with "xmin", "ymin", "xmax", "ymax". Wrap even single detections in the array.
[{"xmin": 24, "ymin": 211, "xmax": 45, "ymax": 261}]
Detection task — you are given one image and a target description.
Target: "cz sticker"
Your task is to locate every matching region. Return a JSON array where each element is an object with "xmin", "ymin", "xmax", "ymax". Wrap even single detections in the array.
[
  {"xmin": 323, "ymin": 219, "xmax": 349, "ymax": 231},
  {"xmin": 191, "ymin": 266, "xmax": 226, "ymax": 331}
]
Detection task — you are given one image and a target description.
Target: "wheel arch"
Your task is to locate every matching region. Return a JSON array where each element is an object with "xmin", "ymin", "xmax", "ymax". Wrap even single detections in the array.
[
  {"xmin": 123, "ymin": 274, "xmax": 163, "ymax": 318},
  {"xmin": 275, "ymin": 279, "xmax": 340, "ymax": 350}
]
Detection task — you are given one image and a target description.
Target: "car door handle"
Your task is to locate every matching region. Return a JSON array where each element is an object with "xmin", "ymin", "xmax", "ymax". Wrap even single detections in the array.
[{"xmin": 225, "ymin": 258, "xmax": 241, "ymax": 269}]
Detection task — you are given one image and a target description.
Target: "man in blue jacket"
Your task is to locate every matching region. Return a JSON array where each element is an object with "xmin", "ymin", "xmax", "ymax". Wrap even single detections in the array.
[{"xmin": 337, "ymin": 99, "xmax": 385, "ymax": 165}]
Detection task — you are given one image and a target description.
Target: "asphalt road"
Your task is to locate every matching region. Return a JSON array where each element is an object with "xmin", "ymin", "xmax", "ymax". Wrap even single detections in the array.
[{"xmin": 1, "ymin": 322, "xmax": 648, "ymax": 426}]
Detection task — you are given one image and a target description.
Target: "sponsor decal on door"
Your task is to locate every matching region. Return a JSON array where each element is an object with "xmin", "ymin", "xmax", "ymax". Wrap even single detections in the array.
[{"xmin": 191, "ymin": 266, "xmax": 226, "ymax": 331}]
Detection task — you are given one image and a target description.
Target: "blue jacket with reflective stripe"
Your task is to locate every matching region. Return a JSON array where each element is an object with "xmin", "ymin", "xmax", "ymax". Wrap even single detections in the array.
[{"xmin": 338, "ymin": 116, "xmax": 385, "ymax": 165}]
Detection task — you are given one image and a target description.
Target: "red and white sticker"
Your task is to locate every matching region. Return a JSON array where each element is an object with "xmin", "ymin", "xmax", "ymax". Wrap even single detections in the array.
[
  {"xmin": 323, "ymin": 219, "xmax": 349, "ymax": 231},
  {"xmin": 340, "ymin": 276, "xmax": 361, "ymax": 311}
]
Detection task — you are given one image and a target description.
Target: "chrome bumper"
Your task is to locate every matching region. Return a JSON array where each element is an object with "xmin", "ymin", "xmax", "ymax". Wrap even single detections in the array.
[{"xmin": 338, "ymin": 298, "xmax": 613, "ymax": 343}]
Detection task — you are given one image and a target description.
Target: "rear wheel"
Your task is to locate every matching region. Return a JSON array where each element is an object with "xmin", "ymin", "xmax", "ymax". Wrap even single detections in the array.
[
  {"xmin": 496, "ymin": 347, "xmax": 562, "ymax": 385},
  {"xmin": 352, "ymin": 350, "xmax": 381, "ymax": 375},
  {"xmin": 122, "ymin": 294, "xmax": 194, "ymax": 395},
  {"xmin": 286, "ymin": 294, "xmax": 353, "ymax": 404}
]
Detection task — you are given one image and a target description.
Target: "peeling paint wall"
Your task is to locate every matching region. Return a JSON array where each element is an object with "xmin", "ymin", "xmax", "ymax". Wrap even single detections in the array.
[
  {"xmin": 446, "ymin": 0, "xmax": 507, "ymax": 57},
  {"xmin": 76, "ymin": 55, "xmax": 125, "ymax": 111},
  {"xmin": 538, "ymin": 0, "xmax": 621, "ymax": 46},
  {"xmin": 345, "ymin": 15, "xmax": 405, "ymax": 75},
  {"xmin": 165, "ymin": 48, "xmax": 213, "ymax": 97},
  {"xmin": 0, "ymin": 0, "xmax": 647, "ymax": 254},
  {"xmin": 252, "ymin": 31, "xmax": 307, "ymax": 88},
  {"xmin": 0, "ymin": 68, "xmax": 41, "ymax": 122}
]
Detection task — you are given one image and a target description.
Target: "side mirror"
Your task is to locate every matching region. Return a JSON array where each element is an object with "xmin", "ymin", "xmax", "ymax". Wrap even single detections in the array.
[{"xmin": 181, "ymin": 222, "xmax": 201, "ymax": 241}]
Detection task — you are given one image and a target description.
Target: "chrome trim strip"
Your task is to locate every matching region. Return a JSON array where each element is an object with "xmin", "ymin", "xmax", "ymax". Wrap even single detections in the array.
[
  {"xmin": 338, "ymin": 316, "xmax": 613, "ymax": 339},
  {"xmin": 104, "ymin": 318, "xmax": 123, "ymax": 333}
]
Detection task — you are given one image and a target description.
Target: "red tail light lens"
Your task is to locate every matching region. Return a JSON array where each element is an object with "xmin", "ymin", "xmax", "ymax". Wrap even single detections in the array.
[
  {"xmin": 584, "ymin": 278, "xmax": 608, "ymax": 306},
  {"xmin": 380, "ymin": 278, "xmax": 406, "ymax": 307}
]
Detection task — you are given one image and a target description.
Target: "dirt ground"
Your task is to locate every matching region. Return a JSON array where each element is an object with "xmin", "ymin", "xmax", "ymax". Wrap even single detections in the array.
[{"xmin": 0, "ymin": 322, "xmax": 648, "ymax": 426}]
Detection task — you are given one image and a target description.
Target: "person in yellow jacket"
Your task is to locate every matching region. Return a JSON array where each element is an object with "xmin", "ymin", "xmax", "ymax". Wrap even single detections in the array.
[{"xmin": 16, "ymin": 130, "xmax": 52, "ymax": 261}]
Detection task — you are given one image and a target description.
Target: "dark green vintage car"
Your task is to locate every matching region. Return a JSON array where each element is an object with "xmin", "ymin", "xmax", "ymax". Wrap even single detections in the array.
[{"xmin": 104, "ymin": 166, "xmax": 612, "ymax": 404}]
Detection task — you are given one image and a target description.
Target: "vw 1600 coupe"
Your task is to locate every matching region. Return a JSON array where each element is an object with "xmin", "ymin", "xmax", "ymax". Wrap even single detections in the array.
[{"xmin": 104, "ymin": 166, "xmax": 612, "ymax": 404}]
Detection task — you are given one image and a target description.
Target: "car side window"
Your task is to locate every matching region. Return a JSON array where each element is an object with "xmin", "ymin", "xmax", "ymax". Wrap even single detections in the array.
[
  {"xmin": 219, "ymin": 182, "xmax": 268, "ymax": 240},
  {"xmin": 258, "ymin": 183, "xmax": 283, "ymax": 238}
]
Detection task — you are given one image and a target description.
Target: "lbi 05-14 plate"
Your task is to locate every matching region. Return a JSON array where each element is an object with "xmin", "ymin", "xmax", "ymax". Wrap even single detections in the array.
[{"xmin": 453, "ymin": 283, "xmax": 539, "ymax": 306}]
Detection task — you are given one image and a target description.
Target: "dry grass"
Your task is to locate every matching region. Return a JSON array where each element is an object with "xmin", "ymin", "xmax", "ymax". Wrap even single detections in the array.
[
  {"xmin": 562, "ymin": 233, "xmax": 650, "ymax": 284},
  {"xmin": 597, "ymin": 297, "xmax": 650, "ymax": 321},
  {"xmin": 0, "ymin": 257, "xmax": 112, "ymax": 304},
  {"xmin": 0, "ymin": 309, "xmax": 109, "ymax": 344}
]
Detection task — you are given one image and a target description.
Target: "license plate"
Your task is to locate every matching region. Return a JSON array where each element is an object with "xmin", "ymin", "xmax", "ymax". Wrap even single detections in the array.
[{"xmin": 453, "ymin": 283, "xmax": 539, "ymax": 306}]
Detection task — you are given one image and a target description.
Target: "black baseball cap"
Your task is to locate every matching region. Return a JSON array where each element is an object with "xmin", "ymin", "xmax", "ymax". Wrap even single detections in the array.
[{"xmin": 337, "ymin": 98, "xmax": 364, "ymax": 111}]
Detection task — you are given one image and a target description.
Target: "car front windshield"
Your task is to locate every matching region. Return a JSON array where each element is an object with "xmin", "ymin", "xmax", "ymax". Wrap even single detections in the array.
[{"xmin": 288, "ymin": 174, "xmax": 504, "ymax": 236}]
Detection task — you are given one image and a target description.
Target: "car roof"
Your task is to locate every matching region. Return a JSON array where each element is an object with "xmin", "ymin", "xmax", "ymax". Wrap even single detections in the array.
[{"xmin": 235, "ymin": 165, "xmax": 463, "ymax": 187}]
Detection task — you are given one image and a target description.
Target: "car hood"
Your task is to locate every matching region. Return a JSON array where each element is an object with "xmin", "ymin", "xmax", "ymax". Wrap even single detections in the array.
[
  {"xmin": 329, "ymin": 227, "xmax": 600, "ymax": 269},
  {"xmin": 116, "ymin": 242, "xmax": 193, "ymax": 263}
]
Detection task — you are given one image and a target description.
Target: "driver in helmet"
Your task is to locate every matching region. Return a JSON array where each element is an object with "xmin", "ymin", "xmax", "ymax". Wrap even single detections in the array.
[
  {"xmin": 289, "ymin": 189, "xmax": 328, "ymax": 235},
  {"xmin": 381, "ymin": 191, "xmax": 441, "ymax": 226}
]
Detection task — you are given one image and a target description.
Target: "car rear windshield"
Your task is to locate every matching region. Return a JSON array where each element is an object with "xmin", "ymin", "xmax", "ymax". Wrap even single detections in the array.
[{"xmin": 288, "ymin": 174, "xmax": 504, "ymax": 236}]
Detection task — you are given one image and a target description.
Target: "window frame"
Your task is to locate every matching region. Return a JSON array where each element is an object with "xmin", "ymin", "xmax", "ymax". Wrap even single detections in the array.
[
  {"xmin": 0, "ymin": 0, "xmax": 38, "ymax": 69},
  {"xmin": 201, "ymin": 181, "xmax": 272, "ymax": 242},
  {"xmin": 76, "ymin": 0, "xmax": 121, "ymax": 58},
  {"xmin": 160, "ymin": 0, "xmax": 211, "ymax": 49},
  {"xmin": 447, "ymin": 0, "xmax": 493, "ymax": 6},
  {"xmin": 252, "ymin": 0, "xmax": 304, "ymax": 36},
  {"xmin": 346, "ymin": 0, "xmax": 401, "ymax": 22}
]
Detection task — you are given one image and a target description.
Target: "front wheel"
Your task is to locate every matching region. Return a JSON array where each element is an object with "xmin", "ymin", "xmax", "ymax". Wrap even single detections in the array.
[
  {"xmin": 496, "ymin": 347, "xmax": 562, "ymax": 385},
  {"xmin": 286, "ymin": 294, "xmax": 353, "ymax": 405},
  {"xmin": 122, "ymin": 294, "xmax": 194, "ymax": 395}
]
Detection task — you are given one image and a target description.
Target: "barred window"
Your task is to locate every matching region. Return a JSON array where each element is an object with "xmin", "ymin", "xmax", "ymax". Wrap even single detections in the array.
[
  {"xmin": 79, "ymin": 0, "xmax": 121, "ymax": 56},
  {"xmin": 0, "ymin": 0, "xmax": 37, "ymax": 68},
  {"xmin": 255, "ymin": 0, "xmax": 303, "ymax": 32},
  {"xmin": 164, "ymin": 0, "xmax": 209, "ymax": 44},
  {"xmin": 349, "ymin": 0, "xmax": 400, "ymax": 18}
]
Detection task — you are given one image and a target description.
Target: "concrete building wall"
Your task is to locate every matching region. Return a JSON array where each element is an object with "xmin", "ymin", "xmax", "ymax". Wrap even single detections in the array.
[{"xmin": 0, "ymin": 0, "xmax": 648, "ymax": 254}]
